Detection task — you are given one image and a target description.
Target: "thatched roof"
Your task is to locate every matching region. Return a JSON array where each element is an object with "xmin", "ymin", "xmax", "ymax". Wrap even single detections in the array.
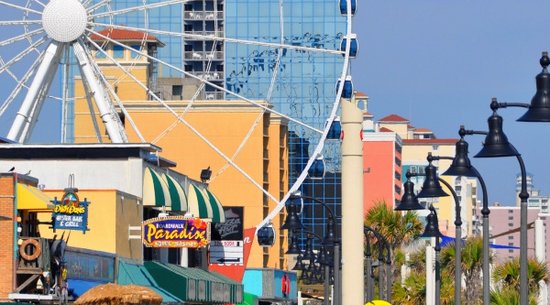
[{"xmin": 74, "ymin": 283, "xmax": 162, "ymax": 305}]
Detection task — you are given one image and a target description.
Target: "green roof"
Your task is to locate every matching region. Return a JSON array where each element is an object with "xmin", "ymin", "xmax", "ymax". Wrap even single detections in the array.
[
  {"xmin": 117, "ymin": 259, "xmax": 182, "ymax": 303},
  {"xmin": 144, "ymin": 261, "xmax": 243, "ymax": 304}
]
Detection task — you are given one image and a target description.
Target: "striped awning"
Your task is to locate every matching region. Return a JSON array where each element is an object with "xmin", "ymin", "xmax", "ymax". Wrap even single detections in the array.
[
  {"xmin": 187, "ymin": 184, "xmax": 225, "ymax": 223},
  {"xmin": 143, "ymin": 168, "xmax": 187, "ymax": 212}
]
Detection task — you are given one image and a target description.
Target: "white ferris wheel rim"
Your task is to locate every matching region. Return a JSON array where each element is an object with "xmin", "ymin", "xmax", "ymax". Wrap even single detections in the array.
[{"xmin": 0, "ymin": 0, "xmax": 354, "ymax": 231}]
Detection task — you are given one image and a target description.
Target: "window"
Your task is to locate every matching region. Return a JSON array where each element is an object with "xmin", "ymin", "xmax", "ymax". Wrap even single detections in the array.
[
  {"xmin": 508, "ymin": 216, "xmax": 513, "ymax": 220},
  {"xmin": 172, "ymin": 85, "xmax": 183, "ymax": 99},
  {"xmin": 96, "ymin": 48, "xmax": 106, "ymax": 59},
  {"xmin": 508, "ymin": 236, "xmax": 514, "ymax": 240},
  {"xmin": 130, "ymin": 45, "xmax": 142, "ymax": 58},
  {"xmin": 509, "ymin": 209, "xmax": 514, "ymax": 213},
  {"xmin": 113, "ymin": 45, "xmax": 124, "ymax": 59},
  {"xmin": 508, "ymin": 223, "xmax": 514, "ymax": 227},
  {"xmin": 508, "ymin": 250, "xmax": 514, "ymax": 253}
]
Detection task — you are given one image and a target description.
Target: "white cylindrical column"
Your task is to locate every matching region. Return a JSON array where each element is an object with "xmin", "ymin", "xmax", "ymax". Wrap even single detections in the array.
[
  {"xmin": 341, "ymin": 93, "xmax": 364, "ymax": 305},
  {"xmin": 535, "ymin": 218, "xmax": 548, "ymax": 305},
  {"xmin": 426, "ymin": 245, "xmax": 434, "ymax": 305}
]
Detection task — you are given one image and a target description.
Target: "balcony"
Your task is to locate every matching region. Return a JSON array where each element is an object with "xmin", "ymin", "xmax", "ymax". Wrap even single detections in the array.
[
  {"xmin": 188, "ymin": 71, "xmax": 223, "ymax": 82},
  {"xmin": 184, "ymin": 11, "xmax": 223, "ymax": 20},
  {"xmin": 184, "ymin": 51, "xmax": 224, "ymax": 61}
]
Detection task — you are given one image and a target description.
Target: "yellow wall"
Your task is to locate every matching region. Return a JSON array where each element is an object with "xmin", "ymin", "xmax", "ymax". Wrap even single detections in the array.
[{"xmin": 38, "ymin": 189, "xmax": 143, "ymax": 261}]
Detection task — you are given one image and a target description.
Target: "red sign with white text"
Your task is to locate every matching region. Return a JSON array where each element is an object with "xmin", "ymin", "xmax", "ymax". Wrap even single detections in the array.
[{"xmin": 208, "ymin": 227, "xmax": 255, "ymax": 282}]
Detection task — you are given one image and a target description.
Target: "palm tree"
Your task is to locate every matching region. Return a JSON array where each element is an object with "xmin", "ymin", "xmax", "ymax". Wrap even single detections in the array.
[
  {"xmin": 440, "ymin": 236, "xmax": 484, "ymax": 304},
  {"xmin": 491, "ymin": 258, "xmax": 548, "ymax": 304},
  {"xmin": 364, "ymin": 201, "xmax": 424, "ymax": 284}
]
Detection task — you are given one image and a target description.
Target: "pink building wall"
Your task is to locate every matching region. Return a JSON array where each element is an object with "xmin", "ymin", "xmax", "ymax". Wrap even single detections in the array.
[{"xmin": 489, "ymin": 206, "xmax": 548, "ymax": 267}]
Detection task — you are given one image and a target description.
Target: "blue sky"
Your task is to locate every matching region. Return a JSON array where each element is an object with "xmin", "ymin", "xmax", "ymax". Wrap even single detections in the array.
[{"xmin": 353, "ymin": 1, "xmax": 550, "ymax": 205}]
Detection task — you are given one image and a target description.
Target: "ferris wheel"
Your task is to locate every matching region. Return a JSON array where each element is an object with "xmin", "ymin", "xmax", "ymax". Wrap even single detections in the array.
[{"xmin": 0, "ymin": 0, "xmax": 357, "ymax": 229}]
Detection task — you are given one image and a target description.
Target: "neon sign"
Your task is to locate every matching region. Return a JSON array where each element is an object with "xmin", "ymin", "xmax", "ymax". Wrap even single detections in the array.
[{"xmin": 142, "ymin": 216, "xmax": 210, "ymax": 248}]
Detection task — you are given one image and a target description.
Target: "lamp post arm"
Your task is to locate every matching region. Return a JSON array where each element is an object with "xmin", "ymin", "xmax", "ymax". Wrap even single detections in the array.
[
  {"xmin": 490, "ymin": 97, "xmax": 529, "ymax": 110},
  {"xmin": 301, "ymin": 195, "xmax": 336, "ymax": 221}
]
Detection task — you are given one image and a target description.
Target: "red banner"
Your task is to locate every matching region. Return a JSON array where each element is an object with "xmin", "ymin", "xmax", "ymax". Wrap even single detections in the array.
[{"xmin": 208, "ymin": 227, "xmax": 255, "ymax": 282}]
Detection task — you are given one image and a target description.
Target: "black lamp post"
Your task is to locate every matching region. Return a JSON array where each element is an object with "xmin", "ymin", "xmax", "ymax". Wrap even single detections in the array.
[
  {"xmin": 364, "ymin": 225, "xmax": 391, "ymax": 302},
  {"xmin": 282, "ymin": 193, "xmax": 340, "ymax": 305},
  {"xmin": 462, "ymin": 98, "xmax": 530, "ymax": 305},
  {"xmin": 443, "ymin": 127, "xmax": 491, "ymax": 305}
]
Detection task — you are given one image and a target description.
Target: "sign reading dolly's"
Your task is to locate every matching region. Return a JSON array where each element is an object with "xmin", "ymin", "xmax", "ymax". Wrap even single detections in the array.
[
  {"xmin": 52, "ymin": 190, "xmax": 90, "ymax": 233},
  {"xmin": 142, "ymin": 216, "xmax": 210, "ymax": 248}
]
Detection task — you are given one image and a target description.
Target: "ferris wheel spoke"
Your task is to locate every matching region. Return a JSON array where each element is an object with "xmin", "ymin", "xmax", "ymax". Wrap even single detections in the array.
[
  {"xmin": 90, "ymin": 0, "xmax": 186, "ymax": 19},
  {"xmin": 7, "ymin": 41, "xmax": 63, "ymax": 143},
  {"xmin": 89, "ymin": 22, "xmax": 345, "ymax": 56},
  {"xmin": 82, "ymin": 38, "xmax": 146, "ymax": 143},
  {"xmin": 0, "ymin": 28, "xmax": 44, "ymax": 47},
  {"xmin": 0, "ymin": 20, "xmax": 41, "ymax": 26},
  {"xmin": 85, "ymin": 0, "xmax": 111, "ymax": 15},
  {"xmin": 77, "ymin": 66, "xmax": 104, "ymax": 143},
  {"xmin": 0, "ymin": 50, "xmax": 44, "ymax": 118},
  {"xmin": 0, "ymin": 1, "xmax": 42, "ymax": 15},
  {"xmin": 85, "ymin": 34, "xmax": 280, "ymax": 204},
  {"xmin": 73, "ymin": 40, "xmax": 127, "ymax": 143},
  {"xmin": 0, "ymin": 36, "xmax": 47, "ymax": 74},
  {"xmin": 87, "ymin": 27, "xmax": 323, "ymax": 134},
  {"xmin": 31, "ymin": 0, "xmax": 45, "ymax": 8}
]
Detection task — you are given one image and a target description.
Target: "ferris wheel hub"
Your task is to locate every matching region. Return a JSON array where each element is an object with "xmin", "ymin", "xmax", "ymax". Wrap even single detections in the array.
[{"xmin": 42, "ymin": 0, "xmax": 87, "ymax": 42}]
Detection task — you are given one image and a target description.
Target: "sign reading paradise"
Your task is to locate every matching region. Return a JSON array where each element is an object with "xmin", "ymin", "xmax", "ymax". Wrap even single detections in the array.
[
  {"xmin": 52, "ymin": 190, "xmax": 90, "ymax": 233},
  {"xmin": 142, "ymin": 216, "xmax": 210, "ymax": 248}
]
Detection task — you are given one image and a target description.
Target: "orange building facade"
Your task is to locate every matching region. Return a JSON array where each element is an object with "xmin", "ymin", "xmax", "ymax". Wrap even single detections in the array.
[{"xmin": 72, "ymin": 29, "xmax": 290, "ymax": 270}]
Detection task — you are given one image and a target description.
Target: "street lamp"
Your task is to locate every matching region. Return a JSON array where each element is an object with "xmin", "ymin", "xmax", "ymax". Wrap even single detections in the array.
[
  {"xmin": 281, "ymin": 193, "xmax": 340, "ymax": 305},
  {"xmin": 364, "ymin": 225, "xmax": 391, "ymax": 302},
  {"xmin": 462, "ymin": 97, "xmax": 530, "ymax": 305},
  {"xmin": 443, "ymin": 126, "xmax": 491, "ymax": 305}
]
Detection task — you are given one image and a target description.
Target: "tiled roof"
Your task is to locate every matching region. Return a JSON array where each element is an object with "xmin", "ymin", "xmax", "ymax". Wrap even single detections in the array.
[
  {"xmin": 379, "ymin": 114, "xmax": 409, "ymax": 123},
  {"xmin": 356, "ymin": 91, "xmax": 368, "ymax": 98},
  {"xmin": 379, "ymin": 127, "xmax": 394, "ymax": 132},
  {"xmin": 403, "ymin": 138, "xmax": 458, "ymax": 145},
  {"xmin": 90, "ymin": 28, "xmax": 164, "ymax": 45},
  {"xmin": 414, "ymin": 128, "xmax": 432, "ymax": 133}
]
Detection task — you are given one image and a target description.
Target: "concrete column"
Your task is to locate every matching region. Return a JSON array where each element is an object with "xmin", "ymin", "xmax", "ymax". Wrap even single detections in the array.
[
  {"xmin": 426, "ymin": 245, "xmax": 434, "ymax": 305},
  {"xmin": 341, "ymin": 94, "xmax": 364, "ymax": 305},
  {"xmin": 535, "ymin": 218, "xmax": 548, "ymax": 305}
]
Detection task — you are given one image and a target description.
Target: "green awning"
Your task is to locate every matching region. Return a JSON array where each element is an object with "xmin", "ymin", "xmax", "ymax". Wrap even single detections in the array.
[
  {"xmin": 143, "ymin": 167, "xmax": 188, "ymax": 212},
  {"xmin": 187, "ymin": 184, "xmax": 225, "ymax": 223},
  {"xmin": 144, "ymin": 261, "xmax": 242, "ymax": 304},
  {"xmin": 117, "ymin": 259, "xmax": 182, "ymax": 303}
]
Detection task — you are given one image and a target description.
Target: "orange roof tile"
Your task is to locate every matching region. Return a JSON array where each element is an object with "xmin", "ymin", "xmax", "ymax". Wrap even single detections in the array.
[
  {"xmin": 379, "ymin": 127, "xmax": 394, "ymax": 132},
  {"xmin": 356, "ymin": 91, "xmax": 368, "ymax": 97},
  {"xmin": 90, "ymin": 28, "xmax": 164, "ymax": 46},
  {"xmin": 379, "ymin": 114, "xmax": 409, "ymax": 123},
  {"xmin": 414, "ymin": 128, "xmax": 432, "ymax": 133}
]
